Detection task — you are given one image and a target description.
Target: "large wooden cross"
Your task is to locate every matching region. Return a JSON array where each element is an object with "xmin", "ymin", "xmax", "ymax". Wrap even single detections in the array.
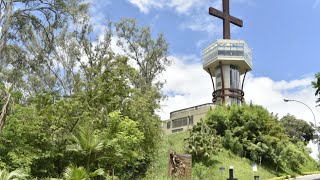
[{"xmin": 209, "ymin": 0, "xmax": 243, "ymax": 39}]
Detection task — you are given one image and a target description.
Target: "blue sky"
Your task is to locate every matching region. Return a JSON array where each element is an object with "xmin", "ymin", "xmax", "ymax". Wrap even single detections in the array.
[{"xmin": 92, "ymin": 0, "xmax": 320, "ymax": 81}]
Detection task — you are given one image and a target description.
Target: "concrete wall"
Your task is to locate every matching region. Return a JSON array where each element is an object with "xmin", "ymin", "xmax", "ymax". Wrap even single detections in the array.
[{"xmin": 162, "ymin": 103, "xmax": 215, "ymax": 135}]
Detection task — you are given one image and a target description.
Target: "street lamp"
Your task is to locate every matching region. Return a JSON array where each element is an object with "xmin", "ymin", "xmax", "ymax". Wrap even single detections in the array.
[
  {"xmin": 283, "ymin": 98, "xmax": 319, "ymax": 160},
  {"xmin": 283, "ymin": 99, "xmax": 317, "ymax": 127}
]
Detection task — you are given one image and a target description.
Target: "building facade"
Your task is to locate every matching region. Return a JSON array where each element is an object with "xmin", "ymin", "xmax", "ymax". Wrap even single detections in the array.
[{"xmin": 162, "ymin": 103, "xmax": 214, "ymax": 134}]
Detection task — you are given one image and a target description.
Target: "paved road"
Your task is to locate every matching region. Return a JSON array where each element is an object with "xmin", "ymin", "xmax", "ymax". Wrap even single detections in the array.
[{"xmin": 295, "ymin": 174, "xmax": 320, "ymax": 180}]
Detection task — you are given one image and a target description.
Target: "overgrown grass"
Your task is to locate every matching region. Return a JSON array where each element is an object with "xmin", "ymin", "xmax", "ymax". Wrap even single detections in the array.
[
  {"xmin": 144, "ymin": 131, "xmax": 318, "ymax": 180},
  {"xmin": 143, "ymin": 132, "xmax": 188, "ymax": 180}
]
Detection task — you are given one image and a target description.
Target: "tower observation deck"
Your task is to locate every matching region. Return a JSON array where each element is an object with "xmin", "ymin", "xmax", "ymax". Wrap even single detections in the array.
[{"xmin": 203, "ymin": 39, "xmax": 252, "ymax": 104}]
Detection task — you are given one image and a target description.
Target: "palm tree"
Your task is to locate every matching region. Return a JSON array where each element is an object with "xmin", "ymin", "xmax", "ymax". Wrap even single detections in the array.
[
  {"xmin": 67, "ymin": 125, "xmax": 104, "ymax": 169},
  {"xmin": 0, "ymin": 169, "xmax": 28, "ymax": 180},
  {"xmin": 62, "ymin": 165, "xmax": 105, "ymax": 180}
]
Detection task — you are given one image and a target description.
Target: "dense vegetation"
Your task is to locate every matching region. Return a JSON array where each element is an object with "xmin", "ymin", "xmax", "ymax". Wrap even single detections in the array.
[
  {"xmin": 183, "ymin": 104, "xmax": 318, "ymax": 178},
  {"xmin": 0, "ymin": 0, "xmax": 170, "ymax": 179},
  {"xmin": 145, "ymin": 104, "xmax": 318, "ymax": 179}
]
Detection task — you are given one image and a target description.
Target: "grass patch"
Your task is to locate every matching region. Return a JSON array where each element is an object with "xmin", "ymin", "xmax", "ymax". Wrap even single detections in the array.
[{"xmin": 301, "ymin": 171, "xmax": 320, "ymax": 175}]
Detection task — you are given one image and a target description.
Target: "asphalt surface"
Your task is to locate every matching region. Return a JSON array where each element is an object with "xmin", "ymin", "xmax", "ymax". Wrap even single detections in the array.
[{"xmin": 295, "ymin": 174, "xmax": 320, "ymax": 180}]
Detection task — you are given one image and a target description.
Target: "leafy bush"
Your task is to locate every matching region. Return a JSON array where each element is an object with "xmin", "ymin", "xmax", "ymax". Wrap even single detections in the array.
[
  {"xmin": 192, "ymin": 163, "xmax": 211, "ymax": 180},
  {"xmin": 185, "ymin": 120, "xmax": 220, "ymax": 162}
]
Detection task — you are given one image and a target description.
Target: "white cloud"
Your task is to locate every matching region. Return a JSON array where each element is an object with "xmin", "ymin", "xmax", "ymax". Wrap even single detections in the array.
[
  {"xmin": 128, "ymin": 0, "xmax": 165, "ymax": 14},
  {"xmin": 127, "ymin": 0, "xmax": 249, "ymax": 36},
  {"xmin": 180, "ymin": 14, "xmax": 222, "ymax": 34},
  {"xmin": 157, "ymin": 55, "xmax": 213, "ymax": 120},
  {"xmin": 128, "ymin": 0, "xmax": 208, "ymax": 14},
  {"xmin": 244, "ymin": 75, "xmax": 319, "ymax": 123},
  {"xmin": 127, "ymin": 0, "xmax": 219, "ymax": 34},
  {"xmin": 169, "ymin": 0, "xmax": 206, "ymax": 14},
  {"xmin": 158, "ymin": 55, "xmax": 320, "ymax": 125}
]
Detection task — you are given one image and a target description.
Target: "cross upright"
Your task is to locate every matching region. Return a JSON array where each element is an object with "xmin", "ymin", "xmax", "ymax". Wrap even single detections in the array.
[{"xmin": 209, "ymin": 0, "xmax": 243, "ymax": 39}]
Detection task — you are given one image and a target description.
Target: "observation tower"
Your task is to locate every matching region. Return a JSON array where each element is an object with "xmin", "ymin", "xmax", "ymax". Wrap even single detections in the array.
[{"xmin": 203, "ymin": 0, "xmax": 252, "ymax": 104}]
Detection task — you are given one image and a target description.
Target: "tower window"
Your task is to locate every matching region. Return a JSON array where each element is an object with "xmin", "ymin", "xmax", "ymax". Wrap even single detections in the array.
[{"xmin": 230, "ymin": 65, "xmax": 240, "ymax": 104}]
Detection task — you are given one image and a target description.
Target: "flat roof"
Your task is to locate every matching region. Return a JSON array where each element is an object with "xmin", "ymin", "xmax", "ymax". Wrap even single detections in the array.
[{"xmin": 170, "ymin": 103, "xmax": 214, "ymax": 116}]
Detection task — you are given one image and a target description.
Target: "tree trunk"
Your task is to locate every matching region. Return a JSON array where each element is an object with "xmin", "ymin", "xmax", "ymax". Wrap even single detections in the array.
[
  {"xmin": 0, "ymin": 0, "xmax": 13, "ymax": 58},
  {"xmin": 0, "ymin": 92, "xmax": 11, "ymax": 133}
]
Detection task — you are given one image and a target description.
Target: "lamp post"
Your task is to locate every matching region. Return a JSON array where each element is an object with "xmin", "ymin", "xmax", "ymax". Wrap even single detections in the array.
[
  {"xmin": 283, "ymin": 99, "xmax": 317, "ymax": 127},
  {"xmin": 283, "ymin": 99, "xmax": 319, "ymax": 160}
]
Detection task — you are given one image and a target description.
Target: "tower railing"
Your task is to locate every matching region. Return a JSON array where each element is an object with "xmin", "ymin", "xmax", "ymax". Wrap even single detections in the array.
[{"xmin": 212, "ymin": 88, "xmax": 244, "ymax": 103}]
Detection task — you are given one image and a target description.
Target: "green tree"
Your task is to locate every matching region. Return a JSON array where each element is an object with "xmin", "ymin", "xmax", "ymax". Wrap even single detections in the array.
[
  {"xmin": 101, "ymin": 111, "xmax": 144, "ymax": 178},
  {"xmin": 0, "ymin": 83, "xmax": 12, "ymax": 133},
  {"xmin": 62, "ymin": 165, "xmax": 104, "ymax": 180},
  {"xmin": 312, "ymin": 72, "xmax": 320, "ymax": 106},
  {"xmin": 0, "ymin": 169, "xmax": 28, "ymax": 180},
  {"xmin": 186, "ymin": 120, "xmax": 220, "ymax": 162},
  {"xmin": 0, "ymin": 95, "xmax": 94, "ymax": 177},
  {"xmin": 115, "ymin": 18, "xmax": 170, "ymax": 161},
  {"xmin": 0, "ymin": 104, "xmax": 48, "ymax": 172},
  {"xmin": 0, "ymin": 0, "xmax": 88, "ymax": 90},
  {"xmin": 280, "ymin": 114, "xmax": 315, "ymax": 143},
  {"xmin": 67, "ymin": 125, "xmax": 104, "ymax": 169},
  {"xmin": 115, "ymin": 18, "xmax": 170, "ymax": 87}
]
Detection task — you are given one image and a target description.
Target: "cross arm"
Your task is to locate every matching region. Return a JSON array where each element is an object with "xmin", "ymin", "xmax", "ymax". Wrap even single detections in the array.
[
  {"xmin": 209, "ymin": 7, "xmax": 224, "ymax": 19},
  {"xmin": 230, "ymin": 16, "xmax": 243, "ymax": 27}
]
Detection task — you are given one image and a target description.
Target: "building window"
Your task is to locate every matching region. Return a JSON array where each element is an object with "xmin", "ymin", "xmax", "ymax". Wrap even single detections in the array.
[
  {"xmin": 172, "ymin": 128, "xmax": 183, "ymax": 133},
  {"xmin": 230, "ymin": 65, "xmax": 240, "ymax": 104},
  {"xmin": 172, "ymin": 117, "xmax": 188, "ymax": 128},
  {"xmin": 167, "ymin": 122, "xmax": 171, "ymax": 129}
]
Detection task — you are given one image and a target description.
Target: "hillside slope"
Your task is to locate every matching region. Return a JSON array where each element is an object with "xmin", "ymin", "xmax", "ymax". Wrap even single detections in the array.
[{"xmin": 144, "ymin": 131, "xmax": 318, "ymax": 180}]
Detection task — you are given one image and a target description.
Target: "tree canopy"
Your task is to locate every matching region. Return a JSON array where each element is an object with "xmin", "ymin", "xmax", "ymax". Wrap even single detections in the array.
[
  {"xmin": 0, "ymin": 1, "xmax": 171, "ymax": 179},
  {"xmin": 280, "ymin": 114, "xmax": 314, "ymax": 143},
  {"xmin": 186, "ymin": 104, "xmax": 316, "ymax": 173}
]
